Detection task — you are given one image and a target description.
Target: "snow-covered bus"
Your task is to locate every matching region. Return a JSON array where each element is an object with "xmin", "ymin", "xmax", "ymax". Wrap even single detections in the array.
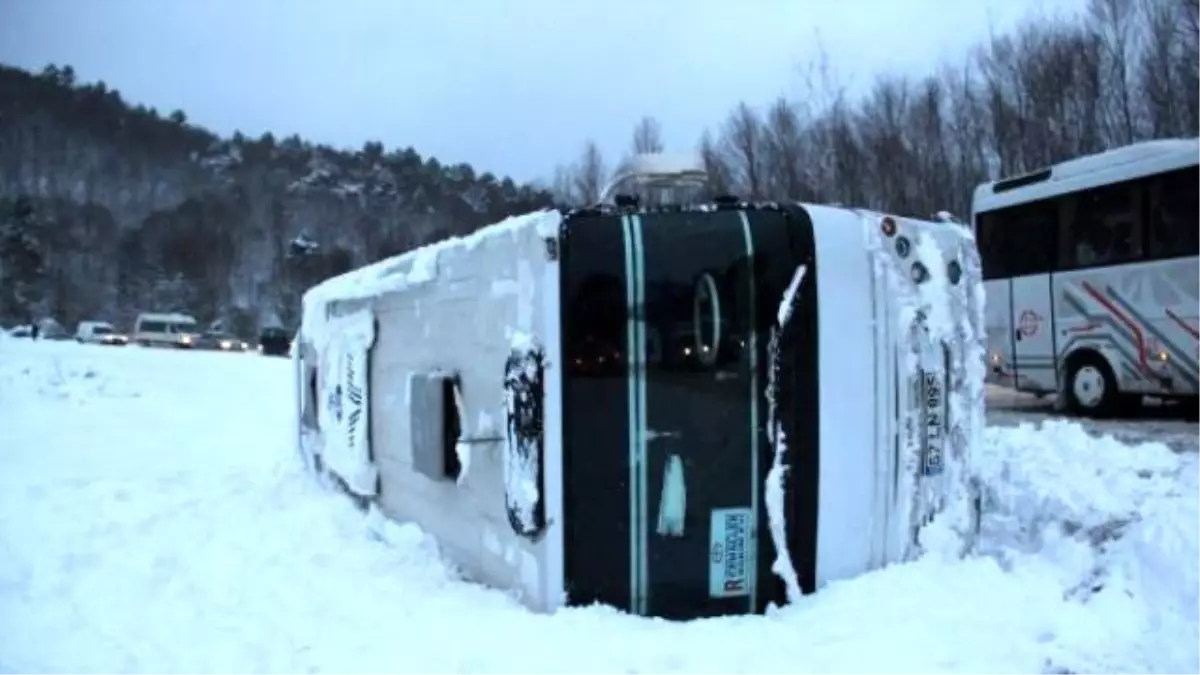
[
  {"xmin": 295, "ymin": 155, "xmax": 986, "ymax": 620},
  {"xmin": 973, "ymin": 139, "xmax": 1199, "ymax": 416}
]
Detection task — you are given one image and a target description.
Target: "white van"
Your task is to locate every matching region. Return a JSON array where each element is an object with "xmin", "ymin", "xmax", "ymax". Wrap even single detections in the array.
[
  {"xmin": 76, "ymin": 320, "xmax": 128, "ymax": 346},
  {"xmin": 132, "ymin": 312, "xmax": 200, "ymax": 348}
]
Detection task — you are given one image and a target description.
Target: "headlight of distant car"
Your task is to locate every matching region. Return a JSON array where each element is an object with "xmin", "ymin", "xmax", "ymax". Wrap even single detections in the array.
[
  {"xmin": 180, "ymin": 334, "xmax": 193, "ymax": 345},
  {"xmin": 240, "ymin": 341, "xmax": 249, "ymax": 350},
  {"xmin": 219, "ymin": 339, "xmax": 233, "ymax": 350}
]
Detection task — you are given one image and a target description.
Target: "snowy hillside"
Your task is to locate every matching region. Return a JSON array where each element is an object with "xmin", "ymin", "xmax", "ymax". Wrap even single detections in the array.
[{"xmin": 0, "ymin": 338, "xmax": 1196, "ymax": 674}]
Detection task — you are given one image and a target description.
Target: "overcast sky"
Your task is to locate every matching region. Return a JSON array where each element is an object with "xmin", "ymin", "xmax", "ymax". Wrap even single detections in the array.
[{"xmin": 0, "ymin": 0, "xmax": 1087, "ymax": 184}]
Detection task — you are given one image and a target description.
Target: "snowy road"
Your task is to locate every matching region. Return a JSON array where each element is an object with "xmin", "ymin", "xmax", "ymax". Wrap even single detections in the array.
[
  {"xmin": 986, "ymin": 385, "xmax": 1199, "ymax": 455},
  {"xmin": 1, "ymin": 338, "xmax": 1197, "ymax": 674}
]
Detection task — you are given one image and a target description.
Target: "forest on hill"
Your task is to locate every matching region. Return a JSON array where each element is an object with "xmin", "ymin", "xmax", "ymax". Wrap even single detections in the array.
[
  {"xmin": 0, "ymin": 65, "xmax": 554, "ymax": 333},
  {"xmin": 0, "ymin": 0, "xmax": 1195, "ymax": 335}
]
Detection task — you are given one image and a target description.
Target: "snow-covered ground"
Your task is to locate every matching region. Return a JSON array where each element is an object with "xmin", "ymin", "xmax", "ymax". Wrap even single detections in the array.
[
  {"xmin": 1, "ymin": 337, "xmax": 1197, "ymax": 674},
  {"xmin": 986, "ymin": 384, "xmax": 1199, "ymax": 455}
]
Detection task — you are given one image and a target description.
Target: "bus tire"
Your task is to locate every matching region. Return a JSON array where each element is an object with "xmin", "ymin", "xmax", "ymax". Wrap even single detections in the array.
[{"xmin": 1064, "ymin": 352, "xmax": 1119, "ymax": 418}]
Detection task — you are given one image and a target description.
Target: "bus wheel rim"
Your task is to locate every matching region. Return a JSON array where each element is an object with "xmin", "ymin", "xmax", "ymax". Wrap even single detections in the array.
[{"xmin": 1073, "ymin": 365, "xmax": 1106, "ymax": 408}]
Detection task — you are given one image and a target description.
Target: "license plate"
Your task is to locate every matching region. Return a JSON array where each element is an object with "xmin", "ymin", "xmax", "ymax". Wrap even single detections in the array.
[
  {"xmin": 922, "ymin": 371, "xmax": 945, "ymax": 476},
  {"xmin": 708, "ymin": 508, "xmax": 752, "ymax": 598}
]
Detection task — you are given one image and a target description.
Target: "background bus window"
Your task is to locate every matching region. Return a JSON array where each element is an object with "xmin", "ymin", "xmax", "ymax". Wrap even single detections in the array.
[
  {"xmin": 1146, "ymin": 166, "xmax": 1199, "ymax": 261},
  {"xmin": 975, "ymin": 212, "xmax": 1008, "ymax": 280},
  {"xmin": 1064, "ymin": 181, "xmax": 1143, "ymax": 269},
  {"xmin": 977, "ymin": 201, "xmax": 1057, "ymax": 279}
]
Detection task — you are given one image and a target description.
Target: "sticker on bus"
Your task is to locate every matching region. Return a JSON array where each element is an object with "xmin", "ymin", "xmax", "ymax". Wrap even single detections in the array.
[{"xmin": 708, "ymin": 507, "xmax": 752, "ymax": 598}]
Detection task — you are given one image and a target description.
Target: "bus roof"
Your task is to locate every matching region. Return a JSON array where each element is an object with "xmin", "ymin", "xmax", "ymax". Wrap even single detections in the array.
[{"xmin": 971, "ymin": 138, "xmax": 1199, "ymax": 216}]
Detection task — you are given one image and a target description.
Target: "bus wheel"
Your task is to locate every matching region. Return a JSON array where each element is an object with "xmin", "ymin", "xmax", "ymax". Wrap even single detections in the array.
[{"xmin": 1065, "ymin": 354, "xmax": 1118, "ymax": 418}]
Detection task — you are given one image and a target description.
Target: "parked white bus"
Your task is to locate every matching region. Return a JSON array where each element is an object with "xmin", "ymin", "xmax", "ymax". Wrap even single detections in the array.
[{"xmin": 973, "ymin": 138, "xmax": 1199, "ymax": 416}]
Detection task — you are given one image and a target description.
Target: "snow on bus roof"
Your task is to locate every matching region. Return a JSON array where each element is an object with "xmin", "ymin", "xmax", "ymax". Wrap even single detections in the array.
[{"xmin": 300, "ymin": 209, "xmax": 562, "ymax": 338}]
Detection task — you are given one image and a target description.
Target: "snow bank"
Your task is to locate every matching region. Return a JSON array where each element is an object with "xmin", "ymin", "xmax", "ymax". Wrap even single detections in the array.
[{"xmin": 967, "ymin": 420, "xmax": 1200, "ymax": 673}]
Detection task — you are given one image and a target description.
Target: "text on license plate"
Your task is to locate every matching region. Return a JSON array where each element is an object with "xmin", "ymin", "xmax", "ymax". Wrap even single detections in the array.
[{"xmin": 922, "ymin": 371, "xmax": 945, "ymax": 476}]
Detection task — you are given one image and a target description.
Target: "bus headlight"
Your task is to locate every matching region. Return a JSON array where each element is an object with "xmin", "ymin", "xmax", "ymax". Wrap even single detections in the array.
[
  {"xmin": 894, "ymin": 236, "xmax": 912, "ymax": 258},
  {"xmin": 910, "ymin": 262, "xmax": 930, "ymax": 284}
]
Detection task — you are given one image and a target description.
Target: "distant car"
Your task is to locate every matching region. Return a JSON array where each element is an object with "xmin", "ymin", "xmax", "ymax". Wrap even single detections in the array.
[
  {"xmin": 7, "ymin": 325, "xmax": 33, "ymax": 339},
  {"xmin": 258, "ymin": 327, "xmax": 291, "ymax": 357},
  {"xmin": 132, "ymin": 312, "xmax": 200, "ymax": 348},
  {"xmin": 76, "ymin": 320, "xmax": 128, "ymax": 346},
  {"xmin": 193, "ymin": 331, "xmax": 249, "ymax": 352},
  {"xmin": 37, "ymin": 318, "xmax": 71, "ymax": 340}
]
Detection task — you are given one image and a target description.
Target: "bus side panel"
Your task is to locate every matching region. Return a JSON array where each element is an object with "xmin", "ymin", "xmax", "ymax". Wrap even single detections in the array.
[
  {"xmin": 983, "ymin": 279, "xmax": 1016, "ymax": 389},
  {"xmin": 1010, "ymin": 275, "xmax": 1057, "ymax": 395},
  {"xmin": 1052, "ymin": 258, "xmax": 1200, "ymax": 397}
]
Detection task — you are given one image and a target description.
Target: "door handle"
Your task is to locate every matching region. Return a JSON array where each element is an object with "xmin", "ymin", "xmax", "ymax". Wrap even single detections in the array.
[{"xmin": 1014, "ymin": 330, "xmax": 1022, "ymax": 342}]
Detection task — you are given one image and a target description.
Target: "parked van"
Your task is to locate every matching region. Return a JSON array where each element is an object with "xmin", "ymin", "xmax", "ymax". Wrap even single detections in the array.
[
  {"xmin": 132, "ymin": 312, "xmax": 200, "ymax": 348},
  {"xmin": 294, "ymin": 156, "xmax": 986, "ymax": 621},
  {"xmin": 76, "ymin": 320, "xmax": 128, "ymax": 346}
]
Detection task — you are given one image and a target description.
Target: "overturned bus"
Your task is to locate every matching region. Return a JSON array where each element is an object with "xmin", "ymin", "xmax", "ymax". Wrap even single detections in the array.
[{"xmin": 294, "ymin": 156, "xmax": 986, "ymax": 620}]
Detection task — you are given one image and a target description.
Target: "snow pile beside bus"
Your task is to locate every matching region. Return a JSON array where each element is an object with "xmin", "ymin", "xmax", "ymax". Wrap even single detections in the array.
[{"xmin": 971, "ymin": 421, "xmax": 1199, "ymax": 672}]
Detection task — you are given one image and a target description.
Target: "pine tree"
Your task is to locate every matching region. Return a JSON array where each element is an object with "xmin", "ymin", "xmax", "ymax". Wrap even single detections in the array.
[{"xmin": 0, "ymin": 196, "xmax": 47, "ymax": 324}]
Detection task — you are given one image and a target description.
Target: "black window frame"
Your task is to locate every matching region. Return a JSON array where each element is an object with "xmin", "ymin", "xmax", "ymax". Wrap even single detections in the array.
[
  {"xmin": 1144, "ymin": 165, "xmax": 1199, "ymax": 262},
  {"xmin": 1058, "ymin": 178, "xmax": 1144, "ymax": 271},
  {"xmin": 976, "ymin": 199, "xmax": 1059, "ymax": 280}
]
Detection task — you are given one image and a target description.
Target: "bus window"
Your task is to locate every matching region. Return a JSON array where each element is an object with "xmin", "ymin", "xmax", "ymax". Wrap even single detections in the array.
[
  {"xmin": 1146, "ymin": 166, "xmax": 1199, "ymax": 260},
  {"xmin": 976, "ymin": 212, "xmax": 1011, "ymax": 280},
  {"xmin": 977, "ymin": 201, "xmax": 1057, "ymax": 280},
  {"xmin": 1064, "ymin": 181, "xmax": 1143, "ymax": 269}
]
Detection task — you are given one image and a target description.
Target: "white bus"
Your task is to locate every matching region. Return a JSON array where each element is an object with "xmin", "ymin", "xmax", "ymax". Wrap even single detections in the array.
[
  {"xmin": 294, "ymin": 156, "xmax": 986, "ymax": 620},
  {"xmin": 973, "ymin": 138, "xmax": 1199, "ymax": 416}
]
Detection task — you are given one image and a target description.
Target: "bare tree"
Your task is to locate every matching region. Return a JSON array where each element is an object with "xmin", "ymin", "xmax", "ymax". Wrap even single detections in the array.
[
  {"xmin": 550, "ymin": 164, "xmax": 577, "ymax": 205},
  {"xmin": 630, "ymin": 116, "xmax": 664, "ymax": 154},
  {"xmin": 721, "ymin": 102, "xmax": 766, "ymax": 199},
  {"xmin": 697, "ymin": 130, "xmax": 733, "ymax": 196},
  {"xmin": 1089, "ymin": 0, "xmax": 1142, "ymax": 144},
  {"xmin": 563, "ymin": 0, "xmax": 1197, "ymax": 225},
  {"xmin": 571, "ymin": 140, "xmax": 608, "ymax": 205},
  {"xmin": 1138, "ymin": 0, "xmax": 1187, "ymax": 136},
  {"xmin": 762, "ymin": 97, "xmax": 807, "ymax": 200}
]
